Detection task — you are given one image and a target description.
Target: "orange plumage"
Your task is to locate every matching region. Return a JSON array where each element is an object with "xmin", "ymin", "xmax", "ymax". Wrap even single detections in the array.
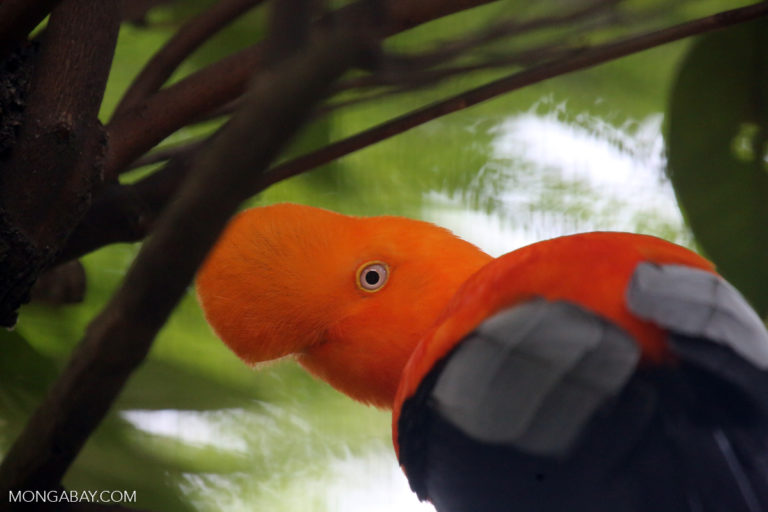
[{"xmin": 196, "ymin": 203, "xmax": 492, "ymax": 407}]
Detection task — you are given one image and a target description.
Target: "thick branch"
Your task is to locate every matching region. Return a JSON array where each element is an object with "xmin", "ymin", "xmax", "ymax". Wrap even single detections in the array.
[
  {"xmin": 104, "ymin": 0, "xmax": 498, "ymax": 176},
  {"xmin": 0, "ymin": 0, "xmax": 64, "ymax": 57},
  {"xmin": 263, "ymin": 0, "xmax": 315, "ymax": 67},
  {"xmin": 0, "ymin": 28, "xmax": 368, "ymax": 494},
  {"xmin": 55, "ymin": 148, "xmax": 204, "ymax": 264},
  {"xmin": 30, "ymin": 260, "xmax": 86, "ymax": 305},
  {"xmin": 0, "ymin": 0, "xmax": 119, "ymax": 326},
  {"xmin": 113, "ymin": 0, "xmax": 266, "ymax": 118}
]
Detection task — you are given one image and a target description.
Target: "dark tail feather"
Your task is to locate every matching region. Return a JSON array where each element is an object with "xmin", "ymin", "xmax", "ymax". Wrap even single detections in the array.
[{"xmin": 667, "ymin": 423, "xmax": 767, "ymax": 512}]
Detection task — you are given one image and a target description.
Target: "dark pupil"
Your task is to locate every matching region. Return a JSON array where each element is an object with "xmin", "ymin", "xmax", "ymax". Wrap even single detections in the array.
[{"xmin": 365, "ymin": 270, "xmax": 380, "ymax": 285}]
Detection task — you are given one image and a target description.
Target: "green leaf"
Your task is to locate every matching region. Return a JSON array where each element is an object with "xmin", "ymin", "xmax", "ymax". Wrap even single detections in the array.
[
  {"xmin": 666, "ymin": 19, "xmax": 768, "ymax": 317},
  {"xmin": 0, "ymin": 330, "xmax": 59, "ymax": 449}
]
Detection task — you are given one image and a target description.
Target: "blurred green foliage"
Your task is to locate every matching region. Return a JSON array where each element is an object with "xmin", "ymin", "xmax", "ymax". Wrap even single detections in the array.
[
  {"xmin": 666, "ymin": 18, "xmax": 768, "ymax": 317},
  {"xmin": 3, "ymin": 1, "xmax": 766, "ymax": 510}
]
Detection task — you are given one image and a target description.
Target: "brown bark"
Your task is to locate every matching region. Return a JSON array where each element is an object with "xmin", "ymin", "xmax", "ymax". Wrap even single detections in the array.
[
  {"xmin": 0, "ymin": 42, "xmax": 38, "ymax": 161},
  {"xmin": 55, "ymin": 150, "xmax": 201, "ymax": 263},
  {"xmin": 30, "ymin": 260, "xmax": 86, "ymax": 305},
  {"xmin": 0, "ymin": 0, "xmax": 119, "ymax": 326}
]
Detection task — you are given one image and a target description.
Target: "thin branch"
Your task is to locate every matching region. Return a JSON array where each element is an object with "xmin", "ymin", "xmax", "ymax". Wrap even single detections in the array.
[
  {"xmin": 126, "ymin": 139, "xmax": 207, "ymax": 170},
  {"xmin": 105, "ymin": 43, "xmax": 263, "ymax": 177},
  {"xmin": 117, "ymin": 1, "xmax": 321, "ymax": 202},
  {"xmin": 125, "ymin": 47, "xmax": 573, "ymax": 172},
  {"xmin": 121, "ymin": 58, "xmax": 549, "ymax": 173},
  {"xmin": 113, "ymin": 0, "xmax": 266, "ymax": 118},
  {"xmin": 57, "ymin": 1, "xmax": 768, "ymax": 264},
  {"xmin": 257, "ymin": 0, "xmax": 768, "ymax": 190},
  {"xmin": 0, "ymin": 21, "xmax": 369, "ymax": 495},
  {"xmin": 337, "ymin": 44, "xmax": 575, "ymax": 91},
  {"xmin": 104, "ymin": 0, "xmax": 498, "ymax": 177},
  {"xmin": 0, "ymin": 0, "xmax": 119, "ymax": 326},
  {"xmin": 381, "ymin": 0, "xmax": 620, "ymax": 73},
  {"xmin": 190, "ymin": 97, "xmax": 243, "ymax": 124},
  {"xmin": 0, "ymin": 0, "xmax": 64, "ymax": 57},
  {"xmin": 157, "ymin": 0, "xmax": 622, "ymax": 130}
]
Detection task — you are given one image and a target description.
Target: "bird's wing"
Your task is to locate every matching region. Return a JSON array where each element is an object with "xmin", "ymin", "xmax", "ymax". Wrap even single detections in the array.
[
  {"xmin": 430, "ymin": 298, "xmax": 640, "ymax": 456},
  {"xmin": 626, "ymin": 262, "xmax": 768, "ymax": 370}
]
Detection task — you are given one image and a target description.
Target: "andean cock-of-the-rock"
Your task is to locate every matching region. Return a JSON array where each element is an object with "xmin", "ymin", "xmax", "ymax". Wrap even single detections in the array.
[{"xmin": 197, "ymin": 203, "xmax": 768, "ymax": 512}]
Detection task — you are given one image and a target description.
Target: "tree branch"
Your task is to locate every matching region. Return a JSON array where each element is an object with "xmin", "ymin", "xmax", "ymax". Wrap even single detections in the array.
[
  {"xmin": 188, "ymin": 0, "xmax": 620, "ymax": 123},
  {"xmin": 0, "ymin": 0, "xmax": 119, "ymax": 326},
  {"xmin": 113, "ymin": 0, "xmax": 266, "ymax": 118},
  {"xmin": 0, "ymin": 0, "xmax": 65, "ymax": 57},
  {"xmin": 30, "ymin": 260, "xmax": 86, "ymax": 305},
  {"xmin": 104, "ymin": 0, "xmax": 498, "ymax": 177},
  {"xmin": 54, "ymin": 147, "xmax": 204, "ymax": 264},
  {"xmin": 337, "ymin": 44, "xmax": 575, "ymax": 91},
  {"xmin": 0, "ymin": 21, "xmax": 371, "ymax": 495},
  {"xmin": 377, "ymin": 0, "xmax": 620, "ymax": 74},
  {"xmin": 119, "ymin": 0, "xmax": 175, "ymax": 25},
  {"xmin": 257, "ymin": 0, "xmax": 768, "ymax": 190},
  {"xmin": 57, "ymin": 1, "xmax": 768, "ymax": 265},
  {"xmin": 263, "ymin": 0, "xmax": 315, "ymax": 67},
  {"xmin": 122, "ymin": 47, "xmax": 572, "ymax": 173},
  {"xmin": 125, "ymin": 139, "xmax": 207, "ymax": 171}
]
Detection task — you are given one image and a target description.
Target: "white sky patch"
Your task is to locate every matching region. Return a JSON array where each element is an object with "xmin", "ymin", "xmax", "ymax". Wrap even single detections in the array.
[
  {"xmin": 429, "ymin": 107, "xmax": 690, "ymax": 255},
  {"xmin": 121, "ymin": 409, "xmax": 249, "ymax": 452},
  {"xmin": 123, "ymin": 408, "xmax": 431, "ymax": 511},
  {"xmin": 498, "ymin": 111, "xmax": 678, "ymax": 223},
  {"xmin": 428, "ymin": 201, "xmax": 531, "ymax": 257},
  {"xmin": 322, "ymin": 449, "xmax": 435, "ymax": 512}
]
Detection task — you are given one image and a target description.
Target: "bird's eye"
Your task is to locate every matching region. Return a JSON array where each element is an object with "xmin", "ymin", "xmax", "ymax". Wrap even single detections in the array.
[{"xmin": 356, "ymin": 261, "xmax": 389, "ymax": 292}]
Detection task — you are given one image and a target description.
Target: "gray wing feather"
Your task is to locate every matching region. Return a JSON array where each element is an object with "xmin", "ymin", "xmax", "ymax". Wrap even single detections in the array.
[
  {"xmin": 626, "ymin": 263, "xmax": 768, "ymax": 369},
  {"xmin": 431, "ymin": 299, "xmax": 640, "ymax": 457}
]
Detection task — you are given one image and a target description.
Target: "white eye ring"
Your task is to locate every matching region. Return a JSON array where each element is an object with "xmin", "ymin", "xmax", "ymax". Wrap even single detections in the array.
[{"xmin": 356, "ymin": 261, "xmax": 389, "ymax": 292}]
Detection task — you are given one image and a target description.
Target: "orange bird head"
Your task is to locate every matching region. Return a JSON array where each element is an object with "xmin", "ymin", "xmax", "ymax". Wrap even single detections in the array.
[{"xmin": 196, "ymin": 203, "xmax": 492, "ymax": 408}]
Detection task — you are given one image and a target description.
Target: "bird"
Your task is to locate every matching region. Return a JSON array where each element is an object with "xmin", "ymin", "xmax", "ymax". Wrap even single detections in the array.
[
  {"xmin": 197, "ymin": 202, "xmax": 768, "ymax": 512},
  {"xmin": 196, "ymin": 202, "xmax": 492, "ymax": 408}
]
